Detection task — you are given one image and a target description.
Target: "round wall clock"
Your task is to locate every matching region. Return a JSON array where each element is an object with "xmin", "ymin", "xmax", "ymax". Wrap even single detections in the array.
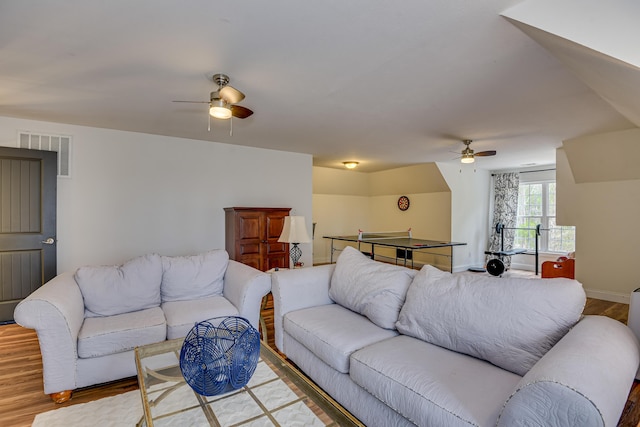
[{"xmin": 397, "ymin": 196, "xmax": 410, "ymax": 211}]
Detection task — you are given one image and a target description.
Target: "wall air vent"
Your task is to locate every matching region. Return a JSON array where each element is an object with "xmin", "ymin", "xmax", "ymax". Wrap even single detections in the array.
[{"xmin": 18, "ymin": 131, "xmax": 72, "ymax": 177}]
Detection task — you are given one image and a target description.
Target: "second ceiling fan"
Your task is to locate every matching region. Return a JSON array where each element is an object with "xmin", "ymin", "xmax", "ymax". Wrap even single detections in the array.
[{"xmin": 460, "ymin": 139, "xmax": 496, "ymax": 163}]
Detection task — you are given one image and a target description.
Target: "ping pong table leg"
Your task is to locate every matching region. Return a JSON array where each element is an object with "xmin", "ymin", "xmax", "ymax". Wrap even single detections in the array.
[
  {"xmin": 330, "ymin": 239, "xmax": 334, "ymax": 263},
  {"xmin": 450, "ymin": 247, "xmax": 453, "ymax": 272}
]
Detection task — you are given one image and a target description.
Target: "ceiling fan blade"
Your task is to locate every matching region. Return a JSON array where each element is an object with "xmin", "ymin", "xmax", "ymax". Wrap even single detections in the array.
[
  {"xmin": 475, "ymin": 150, "xmax": 497, "ymax": 157},
  {"xmin": 220, "ymin": 85, "xmax": 245, "ymax": 104},
  {"xmin": 231, "ymin": 105, "xmax": 253, "ymax": 119}
]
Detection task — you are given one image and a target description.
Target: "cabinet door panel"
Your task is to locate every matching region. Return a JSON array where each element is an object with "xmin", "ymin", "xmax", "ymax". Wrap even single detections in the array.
[
  {"xmin": 238, "ymin": 256, "xmax": 262, "ymax": 270},
  {"xmin": 239, "ymin": 243, "xmax": 261, "ymax": 256},
  {"xmin": 238, "ymin": 214, "xmax": 262, "ymax": 240},
  {"xmin": 266, "ymin": 214, "xmax": 286, "ymax": 240},
  {"xmin": 267, "ymin": 242, "xmax": 287, "ymax": 254},
  {"xmin": 266, "ymin": 253, "xmax": 289, "ymax": 270}
]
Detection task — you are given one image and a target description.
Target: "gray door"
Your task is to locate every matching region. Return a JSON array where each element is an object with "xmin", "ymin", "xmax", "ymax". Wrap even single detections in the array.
[{"xmin": 0, "ymin": 147, "xmax": 57, "ymax": 322}]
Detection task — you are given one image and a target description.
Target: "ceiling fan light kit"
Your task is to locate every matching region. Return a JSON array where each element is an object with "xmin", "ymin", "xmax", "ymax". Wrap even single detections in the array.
[
  {"xmin": 461, "ymin": 153, "xmax": 475, "ymax": 164},
  {"xmin": 459, "ymin": 139, "xmax": 496, "ymax": 164},
  {"xmin": 209, "ymin": 99, "xmax": 232, "ymax": 119}
]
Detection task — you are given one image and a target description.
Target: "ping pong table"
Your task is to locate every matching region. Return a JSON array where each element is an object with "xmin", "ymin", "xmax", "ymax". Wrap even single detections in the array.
[{"xmin": 324, "ymin": 230, "xmax": 466, "ymax": 272}]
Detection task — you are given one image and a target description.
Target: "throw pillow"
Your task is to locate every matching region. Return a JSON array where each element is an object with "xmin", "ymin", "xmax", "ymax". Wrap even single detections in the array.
[
  {"xmin": 160, "ymin": 249, "xmax": 229, "ymax": 302},
  {"xmin": 75, "ymin": 253, "xmax": 163, "ymax": 317},
  {"xmin": 329, "ymin": 246, "xmax": 417, "ymax": 329},
  {"xmin": 396, "ymin": 265, "xmax": 586, "ymax": 376}
]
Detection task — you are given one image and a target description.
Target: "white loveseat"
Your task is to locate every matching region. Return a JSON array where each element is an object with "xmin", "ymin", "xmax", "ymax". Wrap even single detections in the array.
[
  {"xmin": 14, "ymin": 249, "xmax": 270, "ymax": 403},
  {"xmin": 272, "ymin": 246, "xmax": 640, "ymax": 427}
]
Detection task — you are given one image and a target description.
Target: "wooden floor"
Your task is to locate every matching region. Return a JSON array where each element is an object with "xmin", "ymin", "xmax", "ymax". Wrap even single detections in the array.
[{"xmin": 1, "ymin": 295, "xmax": 639, "ymax": 427}]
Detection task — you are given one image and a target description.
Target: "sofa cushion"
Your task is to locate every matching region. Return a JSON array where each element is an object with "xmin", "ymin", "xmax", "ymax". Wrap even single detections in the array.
[
  {"xmin": 396, "ymin": 265, "xmax": 586, "ymax": 376},
  {"xmin": 284, "ymin": 304, "xmax": 398, "ymax": 373},
  {"xmin": 75, "ymin": 254, "xmax": 163, "ymax": 317},
  {"xmin": 328, "ymin": 246, "xmax": 417, "ymax": 329},
  {"xmin": 350, "ymin": 335, "xmax": 521, "ymax": 427},
  {"xmin": 77, "ymin": 307, "xmax": 166, "ymax": 358},
  {"xmin": 161, "ymin": 250, "xmax": 229, "ymax": 302},
  {"xmin": 162, "ymin": 296, "xmax": 239, "ymax": 339}
]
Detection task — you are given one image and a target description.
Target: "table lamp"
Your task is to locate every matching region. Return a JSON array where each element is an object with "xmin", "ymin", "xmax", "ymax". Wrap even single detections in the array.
[{"xmin": 278, "ymin": 216, "xmax": 311, "ymax": 268}]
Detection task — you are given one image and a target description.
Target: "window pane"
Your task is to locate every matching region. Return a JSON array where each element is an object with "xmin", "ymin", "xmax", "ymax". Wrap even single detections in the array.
[
  {"xmin": 514, "ymin": 216, "xmax": 541, "ymax": 250},
  {"xmin": 516, "ymin": 181, "xmax": 575, "ymax": 253},
  {"xmin": 517, "ymin": 183, "xmax": 543, "ymax": 217},
  {"xmin": 548, "ymin": 217, "xmax": 576, "ymax": 252},
  {"xmin": 548, "ymin": 183, "xmax": 556, "ymax": 216}
]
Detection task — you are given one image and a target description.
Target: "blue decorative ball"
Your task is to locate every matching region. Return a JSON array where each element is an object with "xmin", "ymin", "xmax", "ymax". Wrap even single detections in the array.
[{"xmin": 180, "ymin": 316, "xmax": 260, "ymax": 396}]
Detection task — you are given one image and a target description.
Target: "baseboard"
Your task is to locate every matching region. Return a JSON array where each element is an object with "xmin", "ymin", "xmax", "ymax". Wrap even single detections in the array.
[
  {"xmin": 585, "ymin": 288, "xmax": 630, "ymax": 304},
  {"xmin": 313, "ymin": 256, "xmax": 332, "ymax": 265}
]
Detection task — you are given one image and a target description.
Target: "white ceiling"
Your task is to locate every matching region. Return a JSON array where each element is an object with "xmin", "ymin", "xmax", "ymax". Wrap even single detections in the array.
[{"xmin": 0, "ymin": 0, "xmax": 636, "ymax": 172}]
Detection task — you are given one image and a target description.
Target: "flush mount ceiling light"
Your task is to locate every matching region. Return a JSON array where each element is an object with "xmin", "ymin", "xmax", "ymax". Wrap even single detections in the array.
[{"xmin": 343, "ymin": 161, "xmax": 359, "ymax": 169}]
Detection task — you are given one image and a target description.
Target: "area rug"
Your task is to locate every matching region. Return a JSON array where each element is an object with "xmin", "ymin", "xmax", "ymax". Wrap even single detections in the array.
[{"xmin": 32, "ymin": 391, "xmax": 142, "ymax": 427}]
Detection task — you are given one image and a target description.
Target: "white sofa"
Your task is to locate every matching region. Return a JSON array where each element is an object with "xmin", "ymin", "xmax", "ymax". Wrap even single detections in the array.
[
  {"xmin": 272, "ymin": 246, "xmax": 640, "ymax": 427},
  {"xmin": 14, "ymin": 249, "xmax": 270, "ymax": 403}
]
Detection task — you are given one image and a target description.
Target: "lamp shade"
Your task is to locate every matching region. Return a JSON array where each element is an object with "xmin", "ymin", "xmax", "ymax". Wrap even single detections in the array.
[{"xmin": 278, "ymin": 216, "xmax": 311, "ymax": 244}]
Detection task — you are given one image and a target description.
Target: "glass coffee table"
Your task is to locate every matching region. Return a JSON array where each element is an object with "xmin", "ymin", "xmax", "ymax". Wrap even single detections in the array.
[{"xmin": 135, "ymin": 338, "xmax": 364, "ymax": 427}]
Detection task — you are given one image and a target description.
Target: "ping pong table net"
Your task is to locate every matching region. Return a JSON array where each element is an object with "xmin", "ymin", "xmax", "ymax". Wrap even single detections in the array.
[{"xmin": 357, "ymin": 229, "xmax": 413, "ymax": 240}]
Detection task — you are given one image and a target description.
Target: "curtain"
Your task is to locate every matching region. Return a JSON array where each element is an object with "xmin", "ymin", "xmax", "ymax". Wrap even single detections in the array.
[{"xmin": 487, "ymin": 172, "xmax": 520, "ymax": 269}]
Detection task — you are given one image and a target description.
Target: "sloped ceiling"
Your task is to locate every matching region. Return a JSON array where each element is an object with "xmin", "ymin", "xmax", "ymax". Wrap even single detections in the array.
[
  {"xmin": 502, "ymin": 0, "xmax": 640, "ymax": 183},
  {"xmin": 502, "ymin": 0, "xmax": 640, "ymax": 128},
  {"xmin": 563, "ymin": 129, "xmax": 640, "ymax": 183},
  {"xmin": 0, "ymin": 1, "xmax": 636, "ymax": 172}
]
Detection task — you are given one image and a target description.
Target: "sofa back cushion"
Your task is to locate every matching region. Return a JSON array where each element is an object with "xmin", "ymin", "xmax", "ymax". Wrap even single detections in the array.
[
  {"xmin": 160, "ymin": 250, "xmax": 229, "ymax": 302},
  {"xmin": 396, "ymin": 265, "xmax": 586, "ymax": 376},
  {"xmin": 329, "ymin": 246, "xmax": 417, "ymax": 329},
  {"xmin": 75, "ymin": 253, "xmax": 163, "ymax": 317}
]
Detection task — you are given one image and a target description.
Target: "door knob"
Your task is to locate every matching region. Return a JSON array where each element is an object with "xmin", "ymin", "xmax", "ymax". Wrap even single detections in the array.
[{"xmin": 41, "ymin": 237, "xmax": 55, "ymax": 245}]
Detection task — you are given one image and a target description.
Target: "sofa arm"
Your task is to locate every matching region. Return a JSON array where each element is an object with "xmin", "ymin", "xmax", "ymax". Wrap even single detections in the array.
[
  {"xmin": 13, "ymin": 272, "xmax": 85, "ymax": 395},
  {"xmin": 498, "ymin": 315, "xmax": 640, "ymax": 427},
  {"xmin": 223, "ymin": 260, "xmax": 271, "ymax": 330},
  {"xmin": 271, "ymin": 264, "xmax": 335, "ymax": 351}
]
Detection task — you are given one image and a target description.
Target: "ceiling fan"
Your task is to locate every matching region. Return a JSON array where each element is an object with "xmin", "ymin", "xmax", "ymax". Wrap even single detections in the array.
[
  {"xmin": 173, "ymin": 73, "xmax": 253, "ymax": 132},
  {"xmin": 459, "ymin": 139, "xmax": 496, "ymax": 164}
]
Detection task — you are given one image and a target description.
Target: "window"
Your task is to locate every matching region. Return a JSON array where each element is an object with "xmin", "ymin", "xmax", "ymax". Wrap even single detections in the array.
[{"xmin": 514, "ymin": 181, "xmax": 575, "ymax": 253}]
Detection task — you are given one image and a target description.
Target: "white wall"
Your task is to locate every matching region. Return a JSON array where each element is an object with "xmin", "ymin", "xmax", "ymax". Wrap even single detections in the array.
[
  {"xmin": 0, "ymin": 116, "xmax": 313, "ymax": 272},
  {"xmin": 437, "ymin": 163, "xmax": 491, "ymax": 270}
]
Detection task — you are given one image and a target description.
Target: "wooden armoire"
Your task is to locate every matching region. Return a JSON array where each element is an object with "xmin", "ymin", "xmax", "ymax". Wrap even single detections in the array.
[{"xmin": 224, "ymin": 207, "xmax": 291, "ymax": 272}]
